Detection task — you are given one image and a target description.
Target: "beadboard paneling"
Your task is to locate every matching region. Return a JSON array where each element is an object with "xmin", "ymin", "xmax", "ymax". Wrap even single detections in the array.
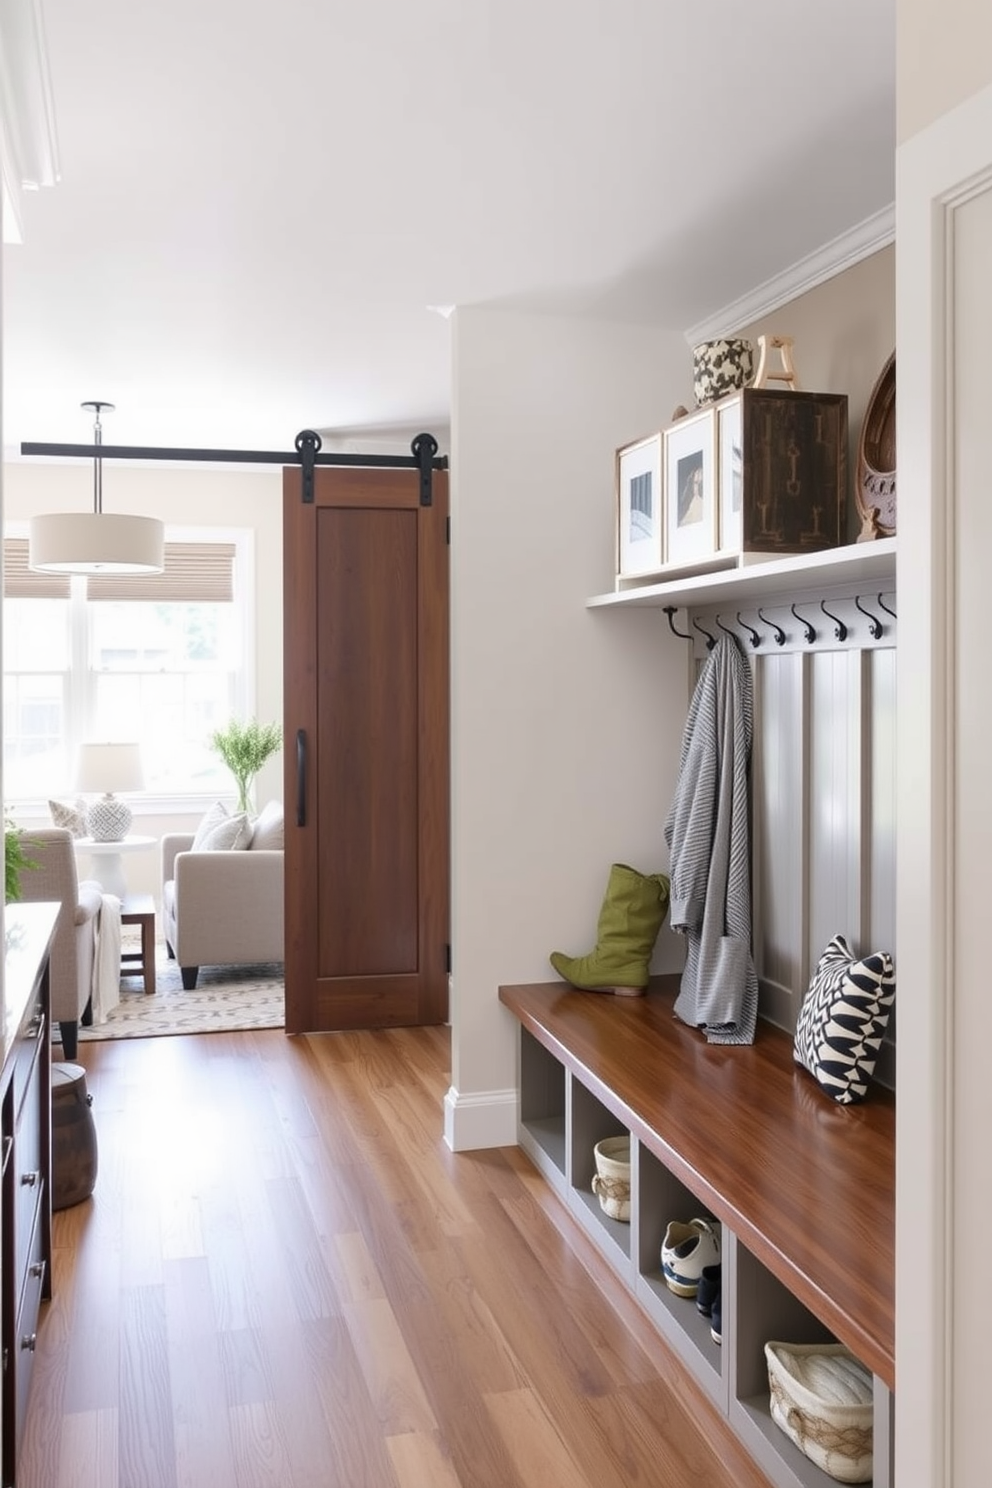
[{"xmin": 689, "ymin": 626, "xmax": 896, "ymax": 1073}]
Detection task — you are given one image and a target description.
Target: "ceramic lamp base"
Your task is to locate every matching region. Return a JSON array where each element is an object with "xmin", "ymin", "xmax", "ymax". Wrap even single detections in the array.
[{"xmin": 87, "ymin": 794, "xmax": 132, "ymax": 842}]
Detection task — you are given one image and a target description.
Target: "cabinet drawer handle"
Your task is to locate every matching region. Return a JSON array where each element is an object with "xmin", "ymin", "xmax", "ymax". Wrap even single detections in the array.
[
  {"xmin": 20, "ymin": 1170, "xmax": 39, "ymax": 1187},
  {"xmin": 20, "ymin": 1334, "xmax": 36, "ymax": 1353}
]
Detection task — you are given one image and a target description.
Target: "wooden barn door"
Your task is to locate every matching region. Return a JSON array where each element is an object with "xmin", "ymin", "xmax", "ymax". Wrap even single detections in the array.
[{"xmin": 282, "ymin": 462, "xmax": 449, "ymax": 1033}]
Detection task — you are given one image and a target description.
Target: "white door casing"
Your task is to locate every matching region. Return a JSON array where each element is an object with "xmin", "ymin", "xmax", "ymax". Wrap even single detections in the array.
[{"xmin": 896, "ymin": 76, "xmax": 992, "ymax": 1487}]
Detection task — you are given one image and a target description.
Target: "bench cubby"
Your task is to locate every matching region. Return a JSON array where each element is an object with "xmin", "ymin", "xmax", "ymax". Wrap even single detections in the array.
[
  {"xmin": 501, "ymin": 977, "xmax": 894, "ymax": 1488},
  {"xmin": 635, "ymin": 1141, "xmax": 726, "ymax": 1409}
]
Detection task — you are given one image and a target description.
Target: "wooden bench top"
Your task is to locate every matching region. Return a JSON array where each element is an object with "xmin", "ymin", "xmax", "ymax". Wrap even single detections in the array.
[{"xmin": 499, "ymin": 975, "xmax": 895, "ymax": 1389}]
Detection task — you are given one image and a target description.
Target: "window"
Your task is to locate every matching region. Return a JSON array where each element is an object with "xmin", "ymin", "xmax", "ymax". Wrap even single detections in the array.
[{"xmin": 3, "ymin": 532, "xmax": 253, "ymax": 802}]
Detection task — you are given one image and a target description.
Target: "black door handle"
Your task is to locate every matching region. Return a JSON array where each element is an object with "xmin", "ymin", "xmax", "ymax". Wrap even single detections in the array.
[{"xmin": 296, "ymin": 728, "xmax": 307, "ymax": 827}]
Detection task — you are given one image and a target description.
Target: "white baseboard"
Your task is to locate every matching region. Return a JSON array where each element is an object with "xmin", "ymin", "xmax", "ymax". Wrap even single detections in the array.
[{"xmin": 442, "ymin": 1084, "xmax": 518, "ymax": 1152}]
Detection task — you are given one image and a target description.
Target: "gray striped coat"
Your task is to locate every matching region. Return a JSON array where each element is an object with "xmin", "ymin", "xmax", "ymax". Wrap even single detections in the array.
[{"xmin": 663, "ymin": 634, "xmax": 758, "ymax": 1044}]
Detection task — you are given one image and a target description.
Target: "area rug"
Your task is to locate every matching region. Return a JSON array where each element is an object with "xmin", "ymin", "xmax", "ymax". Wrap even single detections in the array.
[{"xmin": 77, "ymin": 951, "xmax": 285, "ymax": 1041}]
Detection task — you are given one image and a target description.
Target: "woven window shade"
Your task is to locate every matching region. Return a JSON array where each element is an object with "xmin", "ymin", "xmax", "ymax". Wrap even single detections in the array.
[
  {"xmin": 86, "ymin": 541, "xmax": 236, "ymax": 602},
  {"xmin": 3, "ymin": 537, "xmax": 72, "ymax": 598}
]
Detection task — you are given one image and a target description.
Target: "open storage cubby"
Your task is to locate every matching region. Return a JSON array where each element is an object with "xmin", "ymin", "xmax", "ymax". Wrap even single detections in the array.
[
  {"xmin": 518, "ymin": 1026, "xmax": 567, "ymax": 1193},
  {"xmin": 729, "ymin": 1233, "xmax": 893, "ymax": 1487},
  {"xmin": 568, "ymin": 1077, "xmax": 633, "ymax": 1271},
  {"xmin": 635, "ymin": 1142, "xmax": 726, "ymax": 1409},
  {"xmin": 501, "ymin": 978, "xmax": 895, "ymax": 1488}
]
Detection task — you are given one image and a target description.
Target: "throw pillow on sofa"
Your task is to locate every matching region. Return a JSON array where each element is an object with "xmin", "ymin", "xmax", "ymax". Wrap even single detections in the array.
[
  {"xmin": 249, "ymin": 800, "xmax": 284, "ymax": 851},
  {"xmin": 192, "ymin": 801, "xmax": 253, "ymax": 852},
  {"xmin": 48, "ymin": 797, "xmax": 88, "ymax": 837}
]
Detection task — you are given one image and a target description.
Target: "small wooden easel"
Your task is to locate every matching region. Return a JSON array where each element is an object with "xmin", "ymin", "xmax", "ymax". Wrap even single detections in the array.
[{"xmin": 753, "ymin": 334, "xmax": 800, "ymax": 391}]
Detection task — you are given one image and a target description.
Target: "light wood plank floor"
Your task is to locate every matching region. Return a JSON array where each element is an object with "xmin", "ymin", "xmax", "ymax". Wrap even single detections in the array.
[{"xmin": 23, "ymin": 1027, "xmax": 771, "ymax": 1488}]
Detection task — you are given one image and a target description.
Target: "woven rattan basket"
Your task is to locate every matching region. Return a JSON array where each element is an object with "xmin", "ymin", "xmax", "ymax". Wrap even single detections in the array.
[
  {"xmin": 764, "ymin": 1341, "xmax": 874, "ymax": 1484},
  {"xmin": 591, "ymin": 1135, "xmax": 631, "ymax": 1222}
]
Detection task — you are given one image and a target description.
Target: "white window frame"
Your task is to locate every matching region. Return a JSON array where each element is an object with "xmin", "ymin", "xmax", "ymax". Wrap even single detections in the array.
[{"xmin": 2, "ymin": 524, "xmax": 256, "ymax": 815}]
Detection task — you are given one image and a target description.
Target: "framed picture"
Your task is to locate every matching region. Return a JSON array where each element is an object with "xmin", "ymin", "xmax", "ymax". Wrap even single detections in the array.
[
  {"xmin": 616, "ymin": 432, "xmax": 663, "ymax": 577},
  {"xmin": 717, "ymin": 395, "xmax": 743, "ymax": 552},
  {"xmin": 664, "ymin": 408, "xmax": 716, "ymax": 567}
]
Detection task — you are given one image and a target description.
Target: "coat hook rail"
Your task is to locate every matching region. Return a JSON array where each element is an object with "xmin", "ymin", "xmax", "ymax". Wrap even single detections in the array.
[
  {"xmin": 854, "ymin": 595, "xmax": 883, "ymax": 639},
  {"xmin": 790, "ymin": 603, "xmax": 817, "ymax": 644},
  {"xmin": 663, "ymin": 605, "xmax": 692, "ymax": 640},
  {"xmin": 693, "ymin": 617, "xmax": 717, "ymax": 650},
  {"xmin": 820, "ymin": 599, "xmax": 848, "ymax": 642},
  {"xmin": 757, "ymin": 608, "xmax": 786, "ymax": 646}
]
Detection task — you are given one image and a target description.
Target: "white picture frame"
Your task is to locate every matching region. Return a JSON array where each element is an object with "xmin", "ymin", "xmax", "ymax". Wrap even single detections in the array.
[
  {"xmin": 664, "ymin": 408, "xmax": 716, "ymax": 568},
  {"xmin": 616, "ymin": 432, "xmax": 663, "ymax": 577},
  {"xmin": 717, "ymin": 394, "xmax": 744, "ymax": 553}
]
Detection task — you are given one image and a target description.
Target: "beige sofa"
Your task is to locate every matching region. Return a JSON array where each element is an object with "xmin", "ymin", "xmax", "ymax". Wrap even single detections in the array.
[
  {"xmin": 161, "ymin": 819, "xmax": 284, "ymax": 989},
  {"xmin": 15, "ymin": 826, "xmax": 103, "ymax": 1058}
]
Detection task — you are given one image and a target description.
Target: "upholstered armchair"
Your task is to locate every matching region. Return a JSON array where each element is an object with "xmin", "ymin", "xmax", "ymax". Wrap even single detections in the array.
[
  {"xmin": 161, "ymin": 801, "xmax": 284, "ymax": 989},
  {"xmin": 14, "ymin": 827, "xmax": 103, "ymax": 1059}
]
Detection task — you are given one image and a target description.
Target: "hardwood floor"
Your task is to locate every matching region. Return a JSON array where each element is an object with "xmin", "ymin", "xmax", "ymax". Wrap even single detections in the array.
[{"xmin": 22, "ymin": 1027, "xmax": 771, "ymax": 1488}]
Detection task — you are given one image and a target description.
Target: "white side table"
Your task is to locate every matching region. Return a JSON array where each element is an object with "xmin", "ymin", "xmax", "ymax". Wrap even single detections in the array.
[{"xmin": 73, "ymin": 834, "xmax": 156, "ymax": 899}]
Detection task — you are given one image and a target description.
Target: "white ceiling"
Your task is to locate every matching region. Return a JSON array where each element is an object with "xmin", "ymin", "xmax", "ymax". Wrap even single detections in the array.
[{"xmin": 2, "ymin": 0, "xmax": 896, "ymax": 459}]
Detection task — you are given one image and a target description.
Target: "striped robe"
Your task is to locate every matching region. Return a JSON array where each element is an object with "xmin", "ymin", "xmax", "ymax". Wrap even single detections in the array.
[{"xmin": 663, "ymin": 634, "xmax": 757, "ymax": 1044}]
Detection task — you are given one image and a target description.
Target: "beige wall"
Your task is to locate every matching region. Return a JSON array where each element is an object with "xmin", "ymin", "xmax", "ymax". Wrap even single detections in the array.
[
  {"xmin": 447, "ymin": 306, "xmax": 691, "ymax": 1146},
  {"xmin": 738, "ymin": 244, "xmax": 895, "ymax": 542},
  {"xmin": 446, "ymin": 251, "xmax": 896, "ymax": 1148},
  {"xmin": 898, "ymin": 0, "xmax": 992, "ymax": 140},
  {"xmin": 3, "ymin": 460, "xmax": 284, "ymax": 900}
]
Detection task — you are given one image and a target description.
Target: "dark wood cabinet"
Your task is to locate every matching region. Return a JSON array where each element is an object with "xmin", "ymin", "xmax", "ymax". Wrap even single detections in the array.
[{"xmin": 1, "ymin": 903, "xmax": 56, "ymax": 1488}]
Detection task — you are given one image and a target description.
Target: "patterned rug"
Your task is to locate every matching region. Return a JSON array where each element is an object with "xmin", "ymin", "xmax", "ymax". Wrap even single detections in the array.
[{"xmin": 77, "ymin": 947, "xmax": 285, "ymax": 1041}]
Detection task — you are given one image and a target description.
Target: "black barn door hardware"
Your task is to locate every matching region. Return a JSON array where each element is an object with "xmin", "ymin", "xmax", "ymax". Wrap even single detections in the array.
[{"xmin": 21, "ymin": 429, "xmax": 449, "ymax": 506}]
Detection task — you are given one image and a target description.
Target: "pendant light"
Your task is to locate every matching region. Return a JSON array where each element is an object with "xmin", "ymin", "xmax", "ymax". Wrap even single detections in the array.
[{"xmin": 28, "ymin": 401, "xmax": 165, "ymax": 573}]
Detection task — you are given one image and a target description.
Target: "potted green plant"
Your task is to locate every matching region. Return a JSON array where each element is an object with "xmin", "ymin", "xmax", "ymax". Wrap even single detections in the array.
[
  {"xmin": 4, "ymin": 818, "xmax": 38, "ymax": 903},
  {"xmin": 209, "ymin": 718, "xmax": 283, "ymax": 814}
]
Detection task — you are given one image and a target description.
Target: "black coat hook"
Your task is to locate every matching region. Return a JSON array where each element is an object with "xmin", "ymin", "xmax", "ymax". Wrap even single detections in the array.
[
  {"xmin": 854, "ymin": 595, "xmax": 883, "ymax": 639},
  {"xmin": 715, "ymin": 614, "xmax": 738, "ymax": 640},
  {"xmin": 757, "ymin": 608, "xmax": 786, "ymax": 646},
  {"xmin": 790, "ymin": 603, "xmax": 816, "ymax": 644},
  {"xmin": 737, "ymin": 612, "xmax": 761, "ymax": 648},
  {"xmin": 877, "ymin": 593, "xmax": 897, "ymax": 620},
  {"xmin": 663, "ymin": 605, "xmax": 692, "ymax": 640},
  {"xmin": 692, "ymin": 617, "xmax": 717, "ymax": 650},
  {"xmin": 820, "ymin": 599, "xmax": 848, "ymax": 642}
]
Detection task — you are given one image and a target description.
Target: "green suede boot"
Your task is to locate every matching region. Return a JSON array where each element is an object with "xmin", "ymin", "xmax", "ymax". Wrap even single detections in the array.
[{"xmin": 549, "ymin": 863, "xmax": 671, "ymax": 996}]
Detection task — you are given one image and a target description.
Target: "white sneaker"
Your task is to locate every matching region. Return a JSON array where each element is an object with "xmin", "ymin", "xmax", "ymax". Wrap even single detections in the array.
[{"xmin": 661, "ymin": 1217, "xmax": 721, "ymax": 1297}]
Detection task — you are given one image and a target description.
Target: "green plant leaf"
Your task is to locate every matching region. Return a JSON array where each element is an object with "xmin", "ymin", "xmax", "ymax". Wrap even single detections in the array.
[{"xmin": 208, "ymin": 719, "xmax": 283, "ymax": 814}]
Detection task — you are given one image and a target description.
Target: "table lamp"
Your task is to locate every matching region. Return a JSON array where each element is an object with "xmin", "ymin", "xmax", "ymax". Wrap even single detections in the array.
[{"xmin": 75, "ymin": 742, "xmax": 145, "ymax": 842}]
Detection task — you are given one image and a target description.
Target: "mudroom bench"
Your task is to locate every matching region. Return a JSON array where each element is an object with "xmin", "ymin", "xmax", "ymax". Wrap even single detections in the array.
[{"xmin": 499, "ymin": 976, "xmax": 895, "ymax": 1488}]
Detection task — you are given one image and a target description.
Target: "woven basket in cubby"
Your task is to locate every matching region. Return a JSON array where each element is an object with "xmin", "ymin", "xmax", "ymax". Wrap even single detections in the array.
[
  {"xmin": 591, "ymin": 1135, "xmax": 631, "ymax": 1222},
  {"xmin": 765, "ymin": 1341, "xmax": 873, "ymax": 1484}
]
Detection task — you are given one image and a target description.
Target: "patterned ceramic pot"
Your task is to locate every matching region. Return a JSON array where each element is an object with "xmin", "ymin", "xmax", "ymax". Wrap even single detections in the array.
[{"xmin": 692, "ymin": 338, "xmax": 754, "ymax": 406}]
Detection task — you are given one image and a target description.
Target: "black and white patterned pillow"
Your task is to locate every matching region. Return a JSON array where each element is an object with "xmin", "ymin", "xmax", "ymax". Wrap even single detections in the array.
[{"xmin": 794, "ymin": 935, "xmax": 895, "ymax": 1105}]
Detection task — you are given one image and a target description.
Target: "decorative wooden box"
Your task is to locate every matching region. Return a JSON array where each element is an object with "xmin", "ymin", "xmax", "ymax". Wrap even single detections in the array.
[{"xmin": 715, "ymin": 387, "xmax": 848, "ymax": 558}]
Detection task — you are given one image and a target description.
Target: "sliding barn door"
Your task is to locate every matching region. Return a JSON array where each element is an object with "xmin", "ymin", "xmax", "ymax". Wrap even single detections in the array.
[{"xmin": 282, "ymin": 463, "xmax": 449, "ymax": 1033}]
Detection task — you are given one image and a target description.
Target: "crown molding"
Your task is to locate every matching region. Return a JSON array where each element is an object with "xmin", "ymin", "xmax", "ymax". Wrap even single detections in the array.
[{"xmin": 684, "ymin": 203, "xmax": 895, "ymax": 346}]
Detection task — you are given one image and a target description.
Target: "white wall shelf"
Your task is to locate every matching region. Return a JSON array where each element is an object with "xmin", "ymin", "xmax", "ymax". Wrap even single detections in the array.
[{"xmin": 588, "ymin": 538, "xmax": 896, "ymax": 611}]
